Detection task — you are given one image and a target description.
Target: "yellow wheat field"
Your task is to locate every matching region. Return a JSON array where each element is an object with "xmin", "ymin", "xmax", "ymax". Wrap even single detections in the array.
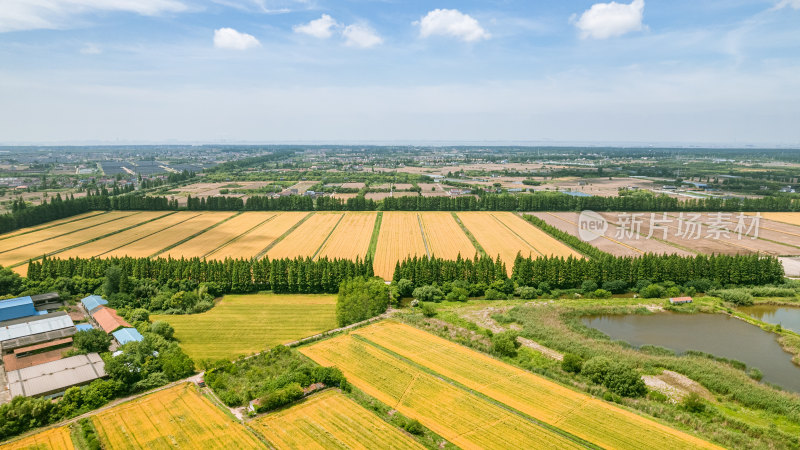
[
  {"xmin": 354, "ymin": 321, "xmax": 717, "ymax": 450},
  {"xmin": 0, "ymin": 211, "xmax": 106, "ymax": 242},
  {"xmin": 251, "ymin": 389, "xmax": 423, "ymax": 450},
  {"xmin": 315, "ymin": 212, "xmax": 377, "ymax": 261},
  {"xmin": 92, "ymin": 383, "xmax": 261, "ymax": 449},
  {"xmin": 373, "ymin": 212, "xmax": 428, "ymax": 280},
  {"xmin": 300, "ymin": 335, "xmax": 581, "ymax": 450},
  {"xmin": 754, "ymin": 212, "xmax": 800, "ymax": 227},
  {"xmin": 1, "ymin": 426, "xmax": 73, "ymax": 450},
  {"xmin": 106, "ymin": 211, "xmax": 235, "ymax": 258},
  {"xmin": 161, "ymin": 212, "xmax": 275, "ymax": 259},
  {"xmin": 0, "ymin": 211, "xmax": 136, "ymax": 254},
  {"xmin": 56, "ymin": 212, "xmax": 188, "ymax": 259},
  {"xmin": 211, "ymin": 212, "xmax": 309, "ymax": 260},
  {"xmin": 457, "ymin": 212, "xmax": 539, "ymax": 274},
  {"xmin": 266, "ymin": 212, "xmax": 343, "ymax": 260},
  {"xmin": 492, "ymin": 212, "xmax": 581, "ymax": 258},
  {"xmin": 419, "ymin": 212, "xmax": 477, "ymax": 260},
  {"xmin": 0, "ymin": 212, "xmax": 166, "ymax": 268}
]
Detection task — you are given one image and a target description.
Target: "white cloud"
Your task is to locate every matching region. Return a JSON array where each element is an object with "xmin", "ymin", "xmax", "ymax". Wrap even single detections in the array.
[
  {"xmin": 293, "ymin": 14, "xmax": 338, "ymax": 39},
  {"xmin": 80, "ymin": 43, "xmax": 102, "ymax": 55},
  {"xmin": 772, "ymin": 0, "xmax": 800, "ymax": 9},
  {"xmin": 573, "ymin": 0, "xmax": 645, "ymax": 40},
  {"xmin": 213, "ymin": 28, "xmax": 260, "ymax": 50},
  {"xmin": 416, "ymin": 9, "xmax": 490, "ymax": 42},
  {"xmin": 0, "ymin": 0, "xmax": 186, "ymax": 33},
  {"xmin": 342, "ymin": 24, "xmax": 382, "ymax": 48}
]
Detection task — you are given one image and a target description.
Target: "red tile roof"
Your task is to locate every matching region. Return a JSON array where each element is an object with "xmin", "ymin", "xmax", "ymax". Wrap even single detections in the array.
[{"xmin": 92, "ymin": 307, "xmax": 131, "ymax": 334}]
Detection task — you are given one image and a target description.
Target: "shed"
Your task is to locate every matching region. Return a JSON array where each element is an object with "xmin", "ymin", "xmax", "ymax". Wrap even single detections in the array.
[
  {"xmin": 0, "ymin": 312, "xmax": 76, "ymax": 354},
  {"xmin": 0, "ymin": 296, "xmax": 37, "ymax": 322},
  {"xmin": 81, "ymin": 295, "xmax": 108, "ymax": 314},
  {"xmin": 91, "ymin": 307, "xmax": 131, "ymax": 334},
  {"xmin": 669, "ymin": 297, "xmax": 693, "ymax": 305},
  {"xmin": 7, "ymin": 353, "xmax": 106, "ymax": 398},
  {"xmin": 112, "ymin": 328, "xmax": 144, "ymax": 345}
]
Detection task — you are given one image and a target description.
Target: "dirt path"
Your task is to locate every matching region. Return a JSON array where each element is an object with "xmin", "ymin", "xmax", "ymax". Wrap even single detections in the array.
[
  {"xmin": 642, "ymin": 370, "xmax": 713, "ymax": 403},
  {"xmin": 459, "ymin": 305, "xmax": 564, "ymax": 360}
]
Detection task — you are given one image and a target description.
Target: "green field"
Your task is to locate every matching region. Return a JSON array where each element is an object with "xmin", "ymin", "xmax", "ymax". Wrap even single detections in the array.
[{"xmin": 153, "ymin": 293, "xmax": 337, "ymax": 361}]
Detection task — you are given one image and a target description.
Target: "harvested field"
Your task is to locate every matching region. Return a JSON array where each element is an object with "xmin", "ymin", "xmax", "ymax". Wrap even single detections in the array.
[
  {"xmin": 315, "ymin": 212, "xmax": 377, "ymax": 260},
  {"xmin": 266, "ymin": 213, "xmax": 343, "ymax": 260},
  {"xmin": 756, "ymin": 212, "xmax": 800, "ymax": 227},
  {"xmin": 106, "ymin": 211, "xmax": 235, "ymax": 258},
  {"xmin": 373, "ymin": 212, "xmax": 428, "ymax": 280},
  {"xmin": 0, "ymin": 211, "xmax": 134, "ymax": 253},
  {"xmin": 1, "ymin": 426, "xmax": 73, "ymax": 449},
  {"xmin": 456, "ymin": 212, "xmax": 540, "ymax": 273},
  {"xmin": 0, "ymin": 212, "xmax": 166, "ymax": 268},
  {"xmin": 340, "ymin": 182, "xmax": 366, "ymax": 189},
  {"xmin": 251, "ymin": 389, "xmax": 424, "ymax": 449},
  {"xmin": 92, "ymin": 383, "xmax": 261, "ymax": 449},
  {"xmin": 285, "ymin": 181, "xmax": 317, "ymax": 194},
  {"xmin": 57, "ymin": 212, "xmax": 192, "ymax": 259},
  {"xmin": 492, "ymin": 212, "xmax": 580, "ymax": 258},
  {"xmin": 419, "ymin": 212, "xmax": 477, "ymax": 260},
  {"xmin": 662, "ymin": 213, "xmax": 800, "ymax": 255},
  {"xmin": 210, "ymin": 212, "xmax": 308, "ymax": 260},
  {"xmin": 301, "ymin": 334, "xmax": 581, "ymax": 450},
  {"xmin": 0, "ymin": 211, "xmax": 105, "ymax": 241},
  {"xmin": 354, "ymin": 321, "xmax": 716, "ymax": 450},
  {"xmin": 161, "ymin": 212, "xmax": 275, "ymax": 259},
  {"xmin": 153, "ymin": 294, "xmax": 336, "ymax": 360}
]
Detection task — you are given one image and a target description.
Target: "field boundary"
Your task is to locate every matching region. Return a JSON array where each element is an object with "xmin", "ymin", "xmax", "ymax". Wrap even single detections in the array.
[
  {"xmin": 489, "ymin": 213, "xmax": 544, "ymax": 257},
  {"xmin": 417, "ymin": 214, "xmax": 431, "ymax": 259},
  {"xmin": 150, "ymin": 212, "xmax": 241, "ymax": 258},
  {"xmin": 311, "ymin": 213, "xmax": 346, "ymax": 260},
  {"xmin": 8, "ymin": 212, "xmax": 175, "ymax": 268},
  {"xmin": 256, "ymin": 211, "xmax": 314, "ymax": 259},
  {"xmin": 204, "ymin": 213, "xmax": 278, "ymax": 259},
  {"xmin": 365, "ymin": 211, "xmax": 383, "ymax": 260},
  {"xmin": 95, "ymin": 212, "xmax": 201, "ymax": 257},
  {"xmin": 0, "ymin": 211, "xmax": 108, "ymax": 242},
  {"xmin": 451, "ymin": 212, "xmax": 486, "ymax": 257},
  {"xmin": 351, "ymin": 333, "xmax": 599, "ymax": 449}
]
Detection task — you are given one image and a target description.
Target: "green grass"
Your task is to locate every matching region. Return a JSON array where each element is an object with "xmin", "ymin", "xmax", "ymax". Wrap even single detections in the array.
[
  {"xmin": 152, "ymin": 293, "xmax": 337, "ymax": 362},
  {"xmin": 366, "ymin": 211, "xmax": 383, "ymax": 260}
]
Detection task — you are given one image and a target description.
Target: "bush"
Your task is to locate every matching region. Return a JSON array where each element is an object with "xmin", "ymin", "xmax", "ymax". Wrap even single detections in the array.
[
  {"xmin": 149, "ymin": 321, "xmax": 175, "ymax": 340},
  {"xmin": 336, "ymin": 277, "xmax": 390, "ymax": 327},
  {"xmin": 601, "ymin": 280, "xmax": 628, "ymax": 294},
  {"xmin": 639, "ymin": 284, "xmax": 665, "ymax": 299},
  {"xmin": 582, "ymin": 356, "xmax": 646, "ymax": 397},
  {"xmin": 682, "ymin": 393, "xmax": 706, "ymax": 413},
  {"xmin": 412, "ymin": 285, "xmax": 444, "ymax": 303},
  {"xmin": 394, "ymin": 278, "xmax": 414, "ymax": 298},
  {"xmin": 445, "ymin": 287, "xmax": 469, "ymax": 302},
  {"xmin": 420, "ymin": 302, "xmax": 437, "ymax": 317},
  {"xmin": 684, "ymin": 278, "xmax": 713, "ymax": 293},
  {"xmin": 484, "ymin": 288, "xmax": 508, "ymax": 300},
  {"xmin": 402, "ymin": 418, "xmax": 425, "ymax": 435},
  {"xmin": 581, "ymin": 280, "xmax": 598, "ymax": 294},
  {"xmin": 491, "ymin": 332, "xmax": 520, "ymax": 357},
  {"xmin": 256, "ymin": 383, "xmax": 304, "ymax": 413},
  {"xmin": 711, "ymin": 289, "xmax": 754, "ymax": 306},
  {"xmin": 561, "ymin": 353, "xmax": 583, "ymax": 374},
  {"xmin": 747, "ymin": 367, "xmax": 763, "ymax": 381},
  {"xmin": 592, "ymin": 289, "xmax": 612, "ymax": 299},
  {"xmin": 516, "ymin": 286, "xmax": 539, "ymax": 299},
  {"xmin": 647, "ymin": 390, "xmax": 669, "ymax": 403}
]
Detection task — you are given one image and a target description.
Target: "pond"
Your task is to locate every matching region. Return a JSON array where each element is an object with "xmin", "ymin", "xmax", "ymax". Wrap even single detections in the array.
[
  {"xmin": 738, "ymin": 305, "xmax": 800, "ymax": 334},
  {"xmin": 582, "ymin": 312, "xmax": 800, "ymax": 393}
]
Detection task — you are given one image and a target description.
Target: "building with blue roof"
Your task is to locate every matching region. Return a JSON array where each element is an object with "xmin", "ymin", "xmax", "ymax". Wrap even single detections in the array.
[
  {"xmin": 75, "ymin": 323, "xmax": 94, "ymax": 332},
  {"xmin": 0, "ymin": 296, "xmax": 37, "ymax": 322},
  {"xmin": 80, "ymin": 295, "xmax": 108, "ymax": 314},
  {"xmin": 111, "ymin": 328, "xmax": 144, "ymax": 345}
]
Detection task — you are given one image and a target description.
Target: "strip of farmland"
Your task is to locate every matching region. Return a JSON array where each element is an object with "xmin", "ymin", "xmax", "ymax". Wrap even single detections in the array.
[
  {"xmin": 56, "ymin": 211, "xmax": 188, "ymax": 259},
  {"xmin": 0, "ymin": 211, "xmax": 134, "ymax": 253},
  {"xmin": 92, "ymin": 383, "xmax": 262, "ymax": 449},
  {"xmin": 2, "ymin": 426, "xmax": 73, "ymax": 450},
  {"xmin": 419, "ymin": 212, "xmax": 477, "ymax": 260},
  {"xmin": 266, "ymin": 212, "xmax": 344, "ymax": 260},
  {"xmin": 492, "ymin": 212, "xmax": 581, "ymax": 258},
  {"xmin": 315, "ymin": 212, "xmax": 377, "ymax": 260},
  {"xmin": 373, "ymin": 212, "xmax": 428, "ymax": 280},
  {"xmin": 211, "ymin": 211, "xmax": 308, "ymax": 260},
  {"xmin": 301, "ymin": 334, "xmax": 583, "ymax": 450},
  {"xmin": 756, "ymin": 212, "xmax": 800, "ymax": 227},
  {"xmin": 0, "ymin": 211, "xmax": 106, "ymax": 242},
  {"xmin": 354, "ymin": 321, "xmax": 718, "ymax": 450},
  {"xmin": 250, "ymin": 389, "xmax": 424, "ymax": 449},
  {"xmin": 160, "ymin": 212, "xmax": 276, "ymax": 259},
  {"xmin": 0, "ymin": 212, "xmax": 166, "ymax": 268},
  {"xmin": 456, "ymin": 212, "xmax": 539, "ymax": 273},
  {"xmin": 105, "ymin": 211, "xmax": 236, "ymax": 258}
]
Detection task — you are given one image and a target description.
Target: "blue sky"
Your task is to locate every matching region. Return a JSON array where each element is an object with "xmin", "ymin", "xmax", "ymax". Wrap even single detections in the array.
[{"xmin": 0, "ymin": 0, "xmax": 798, "ymax": 146}]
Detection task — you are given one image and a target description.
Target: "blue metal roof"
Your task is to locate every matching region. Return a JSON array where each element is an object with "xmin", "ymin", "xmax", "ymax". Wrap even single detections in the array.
[
  {"xmin": 0, "ymin": 296, "xmax": 33, "ymax": 309},
  {"xmin": 112, "ymin": 328, "xmax": 144, "ymax": 345},
  {"xmin": 563, "ymin": 191, "xmax": 593, "ymax": 197},
  {"xmin": 81, "ymin": 295, "xmax": 108, "ymax": 313},
  {"xmin": 0, "ymin": 296, "xmax": 37, "ymax": 322},
  {"xmin": 75, "ymin": 323, "xmax": 94, "ymax": 332}
]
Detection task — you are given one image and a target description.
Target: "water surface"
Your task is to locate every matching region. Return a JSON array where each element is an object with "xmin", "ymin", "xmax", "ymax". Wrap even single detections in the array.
[
  {"xmin": 582, "ymin": 312, "xmax": 800, "ymax": 393},
  {"xmin": 738, "ymin": 305, "xmax": 800, "ymax": 334}
]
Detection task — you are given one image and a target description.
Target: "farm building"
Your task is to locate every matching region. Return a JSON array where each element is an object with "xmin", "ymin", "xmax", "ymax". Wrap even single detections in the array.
[
  {"xmin": 0, "ymin": 312, "xmax": 76, "ymax": 354},
  {"xmin": 0, "ymin": 296, "xmax": 37, "ymax": 322},
  {"xmin": 30, "ymin": 292, "xmax": 61, "ymax": 310},
  {"xmin": 669, "ymin": 297, "xmax": 693, "ymax": 305},
  {"xmin": 81, "ymin": 295, "xmax": 108, "ymax": 314},
  {"xmin": 2, "ymin": 337, "xmax": 74, "ymax": 371},
  {"xmin": 7, "ymin": 353, "xmax": 107, "ymax": 398},
  {"xmin": 91, "ymin": 307, "xmax": 131, "ymax": 334},
  {"xmin": 112, "ymin": 328, "xmax": 144, "ymax": 345}
]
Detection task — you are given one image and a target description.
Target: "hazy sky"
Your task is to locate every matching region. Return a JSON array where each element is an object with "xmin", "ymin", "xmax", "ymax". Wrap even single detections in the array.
[{"xmin": 1, "ymin": 0, "xmax": 799, "ymax": 146}]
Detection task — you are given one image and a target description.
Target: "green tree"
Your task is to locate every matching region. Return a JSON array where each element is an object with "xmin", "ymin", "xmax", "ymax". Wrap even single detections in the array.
[
  {"xmin": 72, "ymin": 329, "xmax": 112, "ymax": 354},
  {"xmin": 335, "ymin": 277, "xmax": 389, "ymax": 327}
]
